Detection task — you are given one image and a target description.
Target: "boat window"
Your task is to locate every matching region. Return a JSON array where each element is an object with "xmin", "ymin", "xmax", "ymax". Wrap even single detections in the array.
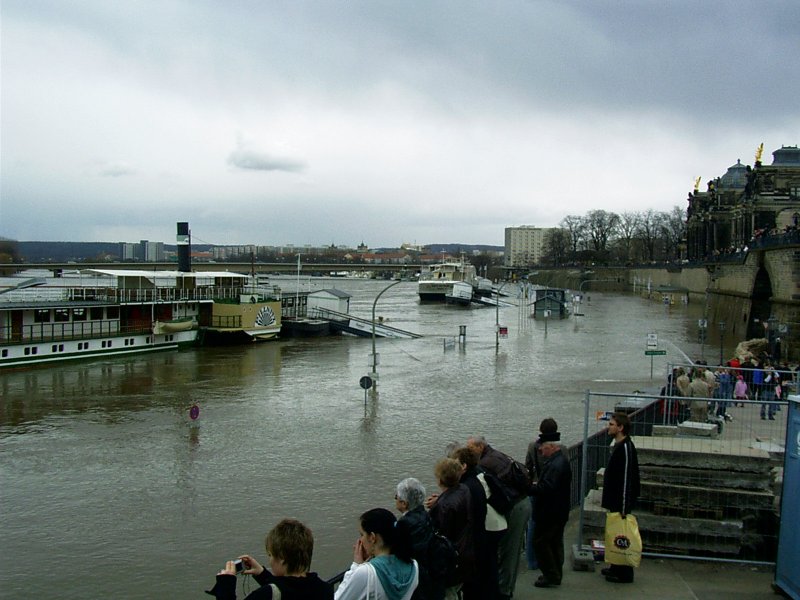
[
  {"xmin": 54, "ymin": 309, "xmax": 70, "ymax": 322},
  {"xmin": 90, "ymin": 307, "xmax": 104, "ymax": 320},
  {"xmin": 73, "ymin": 308, "xmax": 87, "ymax": 321},
  {"xmin": 107, "ymin": 307, "xmax": 120, "ymax": 319},
  {"xmin": 34, "ymin": 309, "xmax": 50, "ymax": 323}
]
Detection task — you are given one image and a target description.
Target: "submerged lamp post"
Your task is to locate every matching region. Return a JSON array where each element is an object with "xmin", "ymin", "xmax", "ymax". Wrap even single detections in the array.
[
  {"xmin": 495, "ymin": 281, "xmax": 510, "ymax": 353},
  {"xmin": 370, "ymin": 280, "xmax": 403, "ymax": 395},
  {"xmin": 718, "ymin": 320, "xmax": 726, "ymax": 365}
]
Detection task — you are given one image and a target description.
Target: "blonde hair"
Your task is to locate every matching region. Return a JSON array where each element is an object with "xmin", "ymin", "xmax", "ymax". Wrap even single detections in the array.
[{"xmin": 435, "ymin": 457, "xmax": 463, "ymax": 488}]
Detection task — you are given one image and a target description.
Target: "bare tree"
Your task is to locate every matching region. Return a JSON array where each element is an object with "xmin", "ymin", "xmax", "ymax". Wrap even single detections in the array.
[
  {"xmin": 542, "ymin": 228, "xmax": 571, "ymax": 266},
  {"xmin": 585, "ymin": 210, "xmax": 620, "ymax": 259},
  {"xmin": 660, "ymin": 206, "xmax": 686, "ymax": 261},
  {"xmin": 616, "ymin": 211, "xmax": 642, "ymax": 263},
  {"xmin": 635, "ymin": 209, "xmax": 662, "ymax": 262},
  {"xmin": 560, "ymin": 215, "xmax": 586, "ymax": 263}
]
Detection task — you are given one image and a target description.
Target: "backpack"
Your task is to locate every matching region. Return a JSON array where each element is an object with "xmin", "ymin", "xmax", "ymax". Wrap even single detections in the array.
[
  {"xmin": 426, "ymin": 530, "xmax": 460, "ymax": 588},
  {"xmin": 492, "ymin": 453, "xmax": 531, "ymax": 503}
]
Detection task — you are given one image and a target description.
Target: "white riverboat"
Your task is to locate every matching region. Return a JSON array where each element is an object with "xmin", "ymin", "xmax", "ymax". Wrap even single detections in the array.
[
  {"xmin": 0, "ymin": 268, "xmax": 280, "ymax": 369},
  {"xmin": 417, "ymin": 260, "xmax": 478, "ymax": 302}
]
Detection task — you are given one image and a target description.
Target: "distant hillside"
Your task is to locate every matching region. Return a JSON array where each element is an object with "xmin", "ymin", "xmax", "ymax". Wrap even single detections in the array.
[
  {"xmin": 15, "ymin": 241, "xmax": 213, "ymax": 262},
  {"xmin": 14, "ymin": 240, "xmax": 503, "ymax": 262},
  {"xmin": 18, "ymin": 241, "xmax": 124, "ymax": 262},
  {"xmin": 422, "ymin": 243, "xmax": 504, "ymax": 254}
]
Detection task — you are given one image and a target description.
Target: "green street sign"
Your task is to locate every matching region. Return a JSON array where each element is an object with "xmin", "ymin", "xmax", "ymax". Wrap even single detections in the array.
[{"xmin": 645, "ymin": 350, "xmax": 667, "ymax": 356}]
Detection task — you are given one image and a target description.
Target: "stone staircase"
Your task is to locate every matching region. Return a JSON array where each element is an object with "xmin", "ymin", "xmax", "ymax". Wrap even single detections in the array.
[{"xmin": 581, "ymin": 435, "xmax": 783, "ymax": 560}]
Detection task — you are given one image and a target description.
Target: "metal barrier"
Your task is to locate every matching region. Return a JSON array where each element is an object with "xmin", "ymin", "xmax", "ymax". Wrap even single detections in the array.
[{"xmin": 572, "ymin": 390, "xmax": 787, "ymax": 565}]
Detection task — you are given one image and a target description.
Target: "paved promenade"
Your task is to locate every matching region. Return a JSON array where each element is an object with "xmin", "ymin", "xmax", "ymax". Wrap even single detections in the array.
[
  {"xmin": 326, "ymin": 515, "xmax": 778, "ymax": 599},
  {"xmin": 510, "ymin": 512, "xmax": 778, "ymax": 600}
]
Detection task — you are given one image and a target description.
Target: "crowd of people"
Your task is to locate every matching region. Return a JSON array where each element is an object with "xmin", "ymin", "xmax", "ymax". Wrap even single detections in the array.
[
  {"xmin": 206, "ymin": 414, "xmax": 642, "ymax": 599},
  {"xmin": 661, "ymin": 355, "xmax": 795, "ymax": 424}
]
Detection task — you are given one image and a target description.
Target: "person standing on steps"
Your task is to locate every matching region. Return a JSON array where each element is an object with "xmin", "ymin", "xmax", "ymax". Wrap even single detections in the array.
[{"xmin": 601, "ymin": 412, "xmax": 640, "ymax": 584}]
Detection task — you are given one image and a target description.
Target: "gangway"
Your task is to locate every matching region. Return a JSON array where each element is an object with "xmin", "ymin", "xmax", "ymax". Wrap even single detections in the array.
[
  {"xmin": 471, "ymin": 296, "xmax": 516, "ymax": 308},
  {"xmin": 309, "ymin": 308, "xmax": 422, "ymax": 339}
]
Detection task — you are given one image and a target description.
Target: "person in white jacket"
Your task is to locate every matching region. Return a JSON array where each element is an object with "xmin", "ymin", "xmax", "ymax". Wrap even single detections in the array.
[{"xmin": 335, "ymin": 508, "xmax": 419, "ymax": 600}]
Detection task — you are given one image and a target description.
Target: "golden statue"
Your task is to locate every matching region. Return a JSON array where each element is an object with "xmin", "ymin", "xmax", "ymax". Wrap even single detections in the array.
[
  {"xmin": 755, "ymin": 143, "xmax": 764, "ymax": 164},
  {"xmin": 694, "ymin": 176, "xmax": 701, "ymax": 192}
]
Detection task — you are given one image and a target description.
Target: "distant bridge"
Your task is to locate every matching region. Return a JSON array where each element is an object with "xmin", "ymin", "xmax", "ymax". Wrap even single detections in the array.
[{"xmin": 7, "ymin": 262, "xmax": 426, "ymax": 276}]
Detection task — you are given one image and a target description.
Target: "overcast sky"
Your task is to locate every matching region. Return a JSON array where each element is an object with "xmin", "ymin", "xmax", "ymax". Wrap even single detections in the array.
[{"xmin": 2, "ymin": 1, "xmax": 798, "ymax": 248}]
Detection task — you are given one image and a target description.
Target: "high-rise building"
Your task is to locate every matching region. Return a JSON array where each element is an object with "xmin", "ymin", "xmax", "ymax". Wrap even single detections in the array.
[
  {"xmin": 504, "ymin": 226, "xmax": 560, "ymax": 267},
  {"xmin": 139, "ymin": 240, "xmax": 165, "ymax": 262},
  {"xmin": 119, "ymin": 242, "xmax": 138, "ymax": 261}
]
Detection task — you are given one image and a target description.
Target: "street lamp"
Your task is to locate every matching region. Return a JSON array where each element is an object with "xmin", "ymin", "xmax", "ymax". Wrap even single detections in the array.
[
  {"xmin": 718, "ymin": 320, "xmax": 726, "ymax": 365},
  {"xmin": 370, "ymin": 280, "xmax": 403, "ymax": 396}
]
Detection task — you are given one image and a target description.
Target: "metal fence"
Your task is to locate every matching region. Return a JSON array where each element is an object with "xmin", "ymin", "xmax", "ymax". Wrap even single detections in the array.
[{"xmin": 569, "ymin": 389, "xmax": 788, "ymax": 565}]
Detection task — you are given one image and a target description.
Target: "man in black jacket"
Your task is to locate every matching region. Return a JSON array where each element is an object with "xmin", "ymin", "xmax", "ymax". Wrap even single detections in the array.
[
  {"xmin": 601, "ymin": 412, "xmax": 641, "ymax": 584},
  {"xmin": 529, "ymin": 437, "xmax": 571, "ymax": 588},
  {"xmin": 466, "ymin": 435, "xmax": 531, "ymax": 600}
]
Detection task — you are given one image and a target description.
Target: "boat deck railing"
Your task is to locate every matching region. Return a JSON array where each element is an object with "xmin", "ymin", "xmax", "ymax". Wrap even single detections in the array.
[
  {"xmin": 0, "ymin": 321, "xmax": 154, "ymax": 345},
  {"xmin": 0, "ymin": 285, "xmax": 281, "ymax": 305}
]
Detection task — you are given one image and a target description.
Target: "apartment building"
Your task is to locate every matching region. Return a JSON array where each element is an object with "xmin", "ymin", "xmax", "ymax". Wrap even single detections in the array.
[{"xmin": 504, "ymin": 226, "xmax": 559, "ymax": 267}]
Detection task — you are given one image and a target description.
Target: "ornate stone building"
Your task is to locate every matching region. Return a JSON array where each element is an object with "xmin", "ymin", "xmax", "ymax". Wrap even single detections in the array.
[{"xmin": 686, "ymin": 145, "xmax": 800, "ymax": 260}]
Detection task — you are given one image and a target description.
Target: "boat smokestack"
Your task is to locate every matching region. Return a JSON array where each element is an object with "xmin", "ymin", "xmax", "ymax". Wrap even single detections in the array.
[{"xmin": 177, "ymin": 222, "xmax": 191, "ymax": 272}]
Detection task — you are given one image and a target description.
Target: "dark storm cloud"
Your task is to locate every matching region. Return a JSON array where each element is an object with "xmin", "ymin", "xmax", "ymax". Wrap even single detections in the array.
[{"xmin": 227, "ymin": 149, "xmax": 305, "ymax": 173}]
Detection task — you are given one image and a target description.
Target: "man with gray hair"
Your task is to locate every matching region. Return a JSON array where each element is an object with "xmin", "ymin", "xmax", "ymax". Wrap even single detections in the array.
[
  {"xmin": 466, "ymin": 435, "xmax": 531, "ymax": 600},
  {"xmin": 396, "ymin": 478, "xmax": 441, "ymax": 600}
]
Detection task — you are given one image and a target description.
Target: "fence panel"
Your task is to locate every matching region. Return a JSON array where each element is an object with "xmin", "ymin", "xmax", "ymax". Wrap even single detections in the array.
[{"xmin": 574, "ymin": 389, "xmax": 787, "ymax": 565}]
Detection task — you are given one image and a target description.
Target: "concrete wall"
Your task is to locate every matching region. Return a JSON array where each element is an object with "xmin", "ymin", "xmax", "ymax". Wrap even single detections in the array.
[{"xmin": 529, "ymin": 245, "xmax": 799, "ymax": 362}]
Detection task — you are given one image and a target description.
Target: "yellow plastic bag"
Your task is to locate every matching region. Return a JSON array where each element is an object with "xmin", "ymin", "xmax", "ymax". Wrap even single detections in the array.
[{"xmin": 604, "ymin": 512, "xmax": 642, "ymax": 567}]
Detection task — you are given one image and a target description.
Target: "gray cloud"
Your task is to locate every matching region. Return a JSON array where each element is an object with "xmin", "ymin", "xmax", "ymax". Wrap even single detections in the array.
[
  {"xmin": 98, "ymin": 162, "xmax": 136, "ymax": 177},
  {"xmin": 227, "ymin": 149, "xmax": 305, "ymax": 173},
  {"xmin": 1, "ymin": 0, "xmax": 797, "ymax": 246}
]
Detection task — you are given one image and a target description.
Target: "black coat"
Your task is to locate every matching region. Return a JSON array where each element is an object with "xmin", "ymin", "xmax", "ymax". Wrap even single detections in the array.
[
  {"xmin": 601, "ymin": 435, "xmax": 640, "ymax": 515},
  {"xmin": 530, "ymin": 449, "xmax": 571, "ymax": 523},
  {"xmin": 400, "ymin": 505, "xmax": 440, "ymax": 600},
  {"xmin": 429, "ymin": 483, "xmax": 476, "ymax": 583}
]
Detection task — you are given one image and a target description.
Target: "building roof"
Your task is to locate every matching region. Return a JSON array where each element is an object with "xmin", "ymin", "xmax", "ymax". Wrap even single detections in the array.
[
  {"xmin": 718, "ymin": 159, "xmax": 748, "ymax": 190},
  {"xmin": 772, "ymin": 145, "xmax": 800, "ymax": 166},
  {"xmin": 309, "ymin": 288, "xmax": 351, "ymax": 298}
]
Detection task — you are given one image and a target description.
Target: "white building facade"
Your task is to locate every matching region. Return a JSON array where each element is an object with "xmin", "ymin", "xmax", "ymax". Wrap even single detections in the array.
[{"xmin": 504, "ymin": 226, "xmax": 560, "ymax": 267}]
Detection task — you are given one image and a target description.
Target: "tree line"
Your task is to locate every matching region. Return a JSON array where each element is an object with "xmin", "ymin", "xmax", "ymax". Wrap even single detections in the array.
[{"xmin": 543, "ymin": 207, "xmax": 686, "ymax": 266}]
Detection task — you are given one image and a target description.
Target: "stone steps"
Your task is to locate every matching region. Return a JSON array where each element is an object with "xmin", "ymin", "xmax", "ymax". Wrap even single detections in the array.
[{"xmin": 586, "ymin": 435, "xmax": 780, "ymax": 559}]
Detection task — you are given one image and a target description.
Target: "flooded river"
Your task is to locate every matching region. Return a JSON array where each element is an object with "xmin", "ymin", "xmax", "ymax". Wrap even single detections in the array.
[{"xmin": 0, "ymin": 280, "xmax": 725, "ymax": 599}]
